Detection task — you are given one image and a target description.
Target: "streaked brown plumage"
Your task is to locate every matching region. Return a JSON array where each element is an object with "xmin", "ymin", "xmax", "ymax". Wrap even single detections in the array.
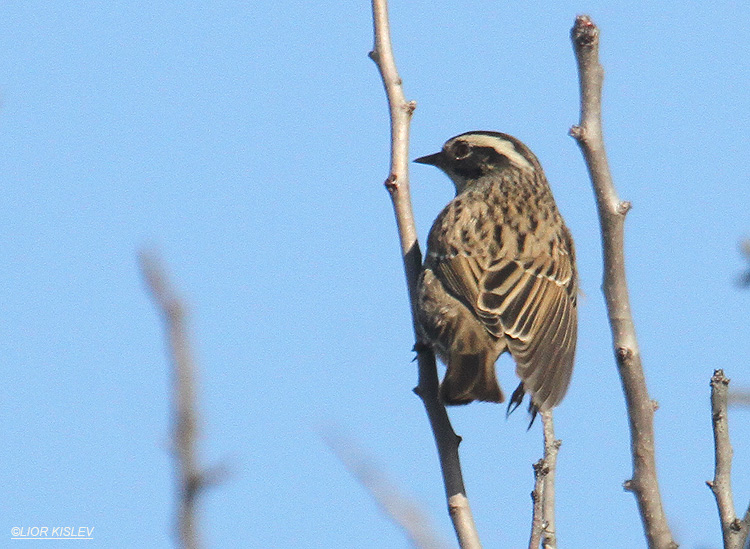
[{"xmin": 415, "ymin": 131, "xmax": 577, "ymax": 413}]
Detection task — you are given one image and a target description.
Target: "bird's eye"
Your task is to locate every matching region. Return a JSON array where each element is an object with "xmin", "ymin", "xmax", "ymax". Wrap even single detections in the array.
[{"xmin": 452, "ymin": 141, "xmax": 471, "ymax": 160}]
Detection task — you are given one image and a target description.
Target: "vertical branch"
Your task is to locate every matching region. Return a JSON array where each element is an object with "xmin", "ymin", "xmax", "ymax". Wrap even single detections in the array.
[
  {"xmin": 540, "ymin": 412, "xmax": 559, "ymax": 549},
  {"xmin": 569, "ymin": 15, "xmax": 677, "ymax": 549},
  {"xmin": 369, "ymin": 1, "xmax": 481, "ymax": 547},
  {"xmin": 528, "ymin": 412, "xmax": 560, "ymax": 549},
  {"xmin": 707, "ymin": 370, "xmax": 750, "ymax": 549},
  {"xmin": 140, "ymin": 252, "xmax": 204, "ymax": 549},
  {"xmin": 528, "ymin": 460, "xmax": 545, "ymax": 549}
]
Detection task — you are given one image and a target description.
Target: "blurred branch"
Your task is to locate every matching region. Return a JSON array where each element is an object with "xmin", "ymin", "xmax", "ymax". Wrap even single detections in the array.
[
  {"xmin": 569, "ymin": 15, "xmax": 676, "ymax": 549},
  {"xmin": 707, "ymin": 370, "xmax": 750, "ymax": 549},
  {"xmin": 728, "ymin": 391, "xmax": 750, "ymax": 407},
  {"xmin": 528, "ymin": 412, "xmax": 560, "ymax": 549},
  {"xmin": 369, "ymin": 1, "xmax": 480, "ymax": 547},
  {"xmin": 737, "ymin": 240, "xmax": 750, "ymax": 287},
  {"xmin": 323, "ymin": 429, "xmax": 451, "ymax": 549},
  {"xmin": 140, "ymin": 251, "xmax": 209, "ymax": 549}
]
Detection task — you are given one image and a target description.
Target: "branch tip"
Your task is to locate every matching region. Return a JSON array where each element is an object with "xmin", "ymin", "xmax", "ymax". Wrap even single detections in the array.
[{"xmin": 571, "ymin": 15, "xmax": 598, "ymax": 46}]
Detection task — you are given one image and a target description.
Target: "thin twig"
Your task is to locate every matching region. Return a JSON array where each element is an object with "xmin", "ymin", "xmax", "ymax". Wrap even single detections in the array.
[
  {"xmin": 707, "ymin": 370, "xmax": 750, "ymax": 549},
  {"xmin": 540, "ymin": 412, "xmax": 559, "ymax": 549},
  {"xmin": 323, "ymin": 429, "xmax": 451, "ymax": 549},
  {"xmin": 369, "ymin": 1, "xmax": 481, "ymax": 547},
  {"xmin": 528, "ymin": 459, "xmax": 545, "ymax": 549},
  {"xmin": 569, "ymin": 15, "xmax": 676, "ymax": 549},
  {"xmin": 140, "ymin": 251, "xmax": 204, "ymax": 549},
  {"xmin": 528, "ymin": 412, "xmax": 560, "ymax": 549}
]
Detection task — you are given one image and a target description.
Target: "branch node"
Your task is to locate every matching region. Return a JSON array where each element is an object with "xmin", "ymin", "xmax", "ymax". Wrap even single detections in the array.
[
  {"xmin": 651, "ymin": 400, "xmax": 659, "ymax": 412},
  {"xmin": 617, "ymin": 201, "xmax": 632, "ymax": 215},
  {"xmin": 615, "ymin": 345, "xmax": 633, "ymax": 362},
  {"xmin": 568, "ymin": 125, "xmax": 584, "ymax": 141},
  {"xmin": 623, "ymin": 479, "xmax": 634, "ymax": 492},
  {"xmin": 404, "ymin": 100, "xmax": 417, "ymax": 116},
  {"xmin": 384, "ymin": 173, "xmax": 399, "ymax": 194}
]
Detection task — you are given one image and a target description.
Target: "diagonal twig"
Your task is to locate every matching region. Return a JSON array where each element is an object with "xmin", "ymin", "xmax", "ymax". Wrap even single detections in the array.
[
  {"xmin": 323, "ymin": 429, "xmax": 451, "ymax": 549},
  {"xmin": 569, "ymin": 15, "xmax": 676, "ymax": 549},
  {"xmin": 369, "ymin": 1, "xmax": 481, "ymax": 547}
]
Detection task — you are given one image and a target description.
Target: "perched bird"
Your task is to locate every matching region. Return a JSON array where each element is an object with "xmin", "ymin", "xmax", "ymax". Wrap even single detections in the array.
[{"xmin": 415, "ymin": 131, "xmax": 577, "ymax": 414}]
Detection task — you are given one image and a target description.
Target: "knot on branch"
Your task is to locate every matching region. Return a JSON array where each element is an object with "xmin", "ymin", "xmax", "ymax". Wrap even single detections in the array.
[
  {"xmin": 615, "ymin": 345, "xmax": 633, "ymax": 363},
  {"xmin": 617, "ymin": 201, "xmax": 632, "ymax": 215},
  {"xmin": 403, "ymin": 100, "xmax": 417, "ymax": 116},
  {"xmin": 623, "ymin": 479, "xmax": 635, "ymax": 492},
  {"xmin": 533, "ymin": 458, "xmax": 549, "ymax": 478},
  {"xmin": 384, "ymin": 173, "xmax": 399, "ymax": 194},
  {"xmin": 571, "ymin": 15, "xmax": 598, "ymax": 47},
  {"xmin": 730, "ymin": 518, "xmax": 744, "ymax": 532},
  {"xmin": 568, "ymin": 125, "xmax": 584, "ymax": 141}
]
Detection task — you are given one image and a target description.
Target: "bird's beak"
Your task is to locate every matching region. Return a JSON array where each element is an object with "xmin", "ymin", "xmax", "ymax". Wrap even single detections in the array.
[{"xmin": 414, "ymin": 151, "xmax": 445, "ymax": 167}]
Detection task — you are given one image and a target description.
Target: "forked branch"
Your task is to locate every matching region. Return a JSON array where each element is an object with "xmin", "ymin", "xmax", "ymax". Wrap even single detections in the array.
[{"xmin": 569, "ymin": 15, "xmax": 676, "ymax": 549}]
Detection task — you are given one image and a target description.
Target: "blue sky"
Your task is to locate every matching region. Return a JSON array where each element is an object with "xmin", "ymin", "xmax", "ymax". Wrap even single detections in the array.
[{"xmin": 2, "ymin": 2, "xmax": 749, "ymax": 547}]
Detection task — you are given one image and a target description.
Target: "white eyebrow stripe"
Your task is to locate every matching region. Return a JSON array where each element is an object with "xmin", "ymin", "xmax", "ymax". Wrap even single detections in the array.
[{"xmin": 462, "ymin": 134, "xmax": 533, "ymax": 170}]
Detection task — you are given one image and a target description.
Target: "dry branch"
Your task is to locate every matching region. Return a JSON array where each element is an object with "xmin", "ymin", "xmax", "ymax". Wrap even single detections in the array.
[
  {"xmin": 140, "ymin": 252, "xmax": 205, "ymax": 549},
  {"xmin": 707, "ymin": 369, "xmax": 750, "ymax": 549},
  {"xmin": 569, "ymin": 15, "xmax": 676, "ymax": 549},
  {"xmin": 369, "ymin": 1, "xmax": 480, "ymax": 546},
  {"xmin": 528, "ymin": 412, "xmax": 560, "ymax": 549}
]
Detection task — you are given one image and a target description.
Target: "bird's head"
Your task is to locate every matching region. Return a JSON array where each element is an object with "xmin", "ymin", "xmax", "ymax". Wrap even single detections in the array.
[{"xmin": 415, "ymin": 131, "xmax": 540, "ymax": 194}]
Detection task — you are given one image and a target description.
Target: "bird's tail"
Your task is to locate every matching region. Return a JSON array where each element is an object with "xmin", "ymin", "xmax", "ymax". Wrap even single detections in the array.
[{"xmin": 440, "ymin": 353, "xmax": 504, "ymax": 405}]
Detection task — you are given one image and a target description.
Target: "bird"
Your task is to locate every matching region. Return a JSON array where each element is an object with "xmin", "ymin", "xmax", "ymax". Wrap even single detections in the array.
[{"xmin": 414, "ymin": 131, "xmax": 577, "ymax": 415}]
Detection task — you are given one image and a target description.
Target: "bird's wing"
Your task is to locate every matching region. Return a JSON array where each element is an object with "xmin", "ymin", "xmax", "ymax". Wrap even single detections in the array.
[{"xmin": 475, "ymin": 246, "xmax": 577, "ymax": 411}]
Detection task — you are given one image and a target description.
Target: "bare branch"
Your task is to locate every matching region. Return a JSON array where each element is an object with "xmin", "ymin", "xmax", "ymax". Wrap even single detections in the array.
[
  {"xmin": 140, "ymin": 251, "xmax": 206, "ymax": 549},
  {"xmin": 369, "ymin": 1, "xmax": 481, "ymax": 547},
  {"xmin": 541, "ymin": 412, "xmax": 559, "ymax": 549},
  {"xmin": 707, "ymin": 370, "xmax": 750, "ymax": 549},
  {"xmin": 323, "ymin": 429, "xmax": 451, "ymax": 549},
  {"xmin": 528, "ymin": 412, "xmax": 560, "ymax": 549},
  {"xmin": 528, "ymin": 459, "xmax": 545, "ymax": 549},
  {"xmin": 569, "ymin": 15, "xmax": 676, "ymax": 549}
]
